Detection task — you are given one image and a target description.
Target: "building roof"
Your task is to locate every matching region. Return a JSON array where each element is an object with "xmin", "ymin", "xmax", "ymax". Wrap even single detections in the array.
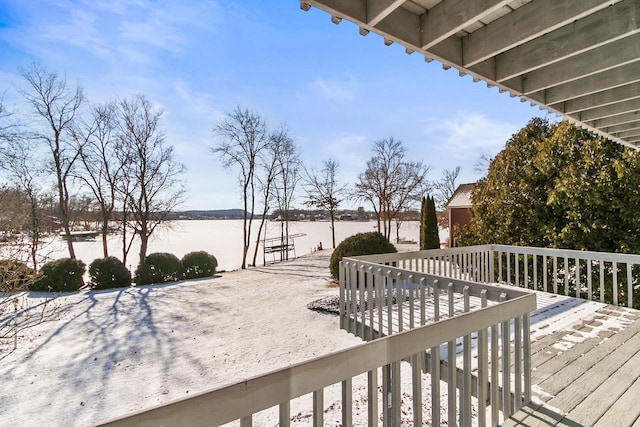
[
  {"xmin": 300, "ymin": 1, "xmax": 640, "ymax": 149},
  {"xmin": 445, "ymin": 183, "xmax": 475, "ymax": 209}
]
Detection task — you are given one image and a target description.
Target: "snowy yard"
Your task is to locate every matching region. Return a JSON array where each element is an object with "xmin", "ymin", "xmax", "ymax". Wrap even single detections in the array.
[{"xmin": 0, "ymin": 251, "xmax": 362, "ymax": 426}]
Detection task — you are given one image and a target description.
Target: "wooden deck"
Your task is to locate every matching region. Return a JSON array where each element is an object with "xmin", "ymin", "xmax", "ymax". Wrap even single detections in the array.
[
  {"xmin": 506, "ymin": 299, "xmax": 640, "ymax": 426},
  {"xmin": 352, "ymin": 287, "xmax": 640, "ymax": 426}
]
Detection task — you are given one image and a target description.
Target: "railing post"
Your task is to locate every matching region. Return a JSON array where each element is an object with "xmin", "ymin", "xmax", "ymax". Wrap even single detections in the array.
[
  {"xmin": 523, "ymin": 313, "xmax": 532, "ymax": 405},
  {"xmin": 339, "ymin": 261, "xmax": 345, "ymax": 330},
  {"xmin": 462, "ymin": 286, "xmax": 472, "ymax": 426},
  {"xmin": 313, "ymin": 389, "xmax": 323, "ymax": 427},
  {"xmin": 367, "ymin": 369, "xmax": 378, "ymax": 427},
  {"xmin": 279, "ymin": 402, "xmax": 290, "ymax": 427},
  {"xmin": 447, "ymin": 282, "xmax": 457, "ymax": 426},
  {"xmin": 431, "ymin": 279, "xmax": 441, "ymax": 426},
  {"xmin": 477, "ymin": 290, "xmax": 488, "ymax": 427},
  {"xmin": 342, "ymin": 378, "xmax": 352, "ymax": 427}
]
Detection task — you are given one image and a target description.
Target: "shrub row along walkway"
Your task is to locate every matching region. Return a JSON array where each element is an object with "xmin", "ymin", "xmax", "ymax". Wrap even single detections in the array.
[{"xmin": 0, "ymin": 250, "xmax": 360, "ymax": 427}]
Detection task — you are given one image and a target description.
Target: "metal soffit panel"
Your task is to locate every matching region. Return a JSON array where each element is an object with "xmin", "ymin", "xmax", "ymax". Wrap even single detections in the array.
[{"xmin": 300, "ymin": 0, "xmax": 640, "ymax": 149}]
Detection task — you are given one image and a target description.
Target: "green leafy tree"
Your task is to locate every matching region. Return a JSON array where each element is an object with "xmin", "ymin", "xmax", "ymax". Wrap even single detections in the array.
[{"xmin": 460, "ymin": 118, "xmax": 640, "ymax": 253}]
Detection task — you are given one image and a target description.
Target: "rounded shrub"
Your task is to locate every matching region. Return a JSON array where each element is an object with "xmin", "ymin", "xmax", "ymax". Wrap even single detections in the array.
[
  {"xmin": 29, "ymin": 258, "xmax": 86, "ymax": 292},
  {"xmin": 0, "ymin": 260, "xmax": 35, "ymax": 292},
  {"xmin": 88, "ymin": 257, "xmax": 132, "ymax": 290},
  {"xmin": 329, "ymin": 232, "xmax": 397, "ymax": 279},
  {"xmin": 134, "ymin": 252, "xmax": 183, "ymax": 286},
  {"xmin": 181, "ymin": 251, "xmax": 218, "ymax": 280}
]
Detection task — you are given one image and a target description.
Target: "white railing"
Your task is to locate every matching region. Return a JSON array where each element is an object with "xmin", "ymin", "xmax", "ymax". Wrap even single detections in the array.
[
  {"xmin": 339, "ymin": 256, "xmax": 535, "ymax": 426},
  {"xmin": 100, "ymin": 255, "xmax": 535, "ymax": 427},
  {"xmin": 361, "ymin": 245, "xmax": 640, "ymax": 309}
]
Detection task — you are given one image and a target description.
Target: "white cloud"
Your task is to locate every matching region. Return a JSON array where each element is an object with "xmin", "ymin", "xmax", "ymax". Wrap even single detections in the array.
[
  {"xmin": 307, "ymin": 75, "xmax": 358, "ymax": 101},
  {"xmin": 424, "ymin": 111, "xmax": 519, "ymax": 159}
]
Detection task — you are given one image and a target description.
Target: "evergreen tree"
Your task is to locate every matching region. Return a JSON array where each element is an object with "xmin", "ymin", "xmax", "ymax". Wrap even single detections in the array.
[
  {"xmin": 425, "ymin": 196, "xmax": 440, "ymax": 249},
  {"xmin": 459, "ymin": 118, "xmax": 640, "ymax": 253},
  {"xmin": 419, "ymin": 196, "xmax": 426, "ymax": 249}
]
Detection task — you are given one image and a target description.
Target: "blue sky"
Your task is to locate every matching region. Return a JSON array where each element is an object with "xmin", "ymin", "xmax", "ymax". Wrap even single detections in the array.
[{"xmin": 0, "ymin": 0, "xmax": 548, "ymax": 210}]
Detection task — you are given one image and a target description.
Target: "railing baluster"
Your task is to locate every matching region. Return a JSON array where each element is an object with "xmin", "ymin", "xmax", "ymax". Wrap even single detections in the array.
[
  {"xmin": 377, "ymin": 268, "xmax": 383, "ymax": 338},
  {"xmin": 515, "ymin": 252, "xmax": 520, "ymax": 287},
  {"xmin": 501, "ymin": 293, "xmax": 512, "ymax": 418},
  {"xmin": 382, "ymin": 365, "xmax": 390, "ymax": 426},
  {"xmin": 553, "ymin": 256, "xmax": 558, "ymax": 294},
  {"xmin": 462, "ymin": 286, "xmax": 472, "ymax": 426},
  {"xmin": 613, "ymin": 261, "xmax": 619, "ymax": 306},
  {"xmin": 279, "ymin": 401, "xmax": 290, "ymax": 427},
  {"xmin": 367, "ymin": 267, "xmax": 374, "ymax": 341},
  {"xmin": 397, "ymin": 272, "xmax": 404, "ymax": 333},
  {"xmin": 409, "ymin": 274, "xmax": 415, "ymax": 329},
  {"xmin": 543, "ymin": 255, "xmax": 548, "ymax": 292},
  {"xmin": 478, "ymin": 290, "xmax": 488, "ymax": 427},
  {"xmin": 412, "ymin": 352, "xmax": 423, "ymax": 426},
  {"xmin": 342, "ymin": 378, "xmax": 352, "ymax": 427},
  {"xmin": 575, "ymin": 258, "xmax": 580, "ymax": 299},
  {"xmin": 587, "ymin": 260, "xmax": 593, "ymax": 301},
  {"xmin": 367, "ymin": 369, "xmax": 377, "ymax": 427},
  {"xmin": 524, "ymin": 253, "xmax": 529, "ymax": 289},
  {"xmin": 313, "ymin": 389, "xmax": 323, "ymax": 427},
  {"xmin": 564, "ymin": 256, "xmax": 569, "ymax": 296},
  {"xmin": 386, "ymin": 271, "xmax": 393, "ymax": 336},
  {"xmin": 533, "ymin": 254, "xmax": 538, "ymax": 291},
  {"xmin": 447, "ymin": 282, "xmax": 457, "ymax": 427},
  {"xmin": 240, "ymin": 415, "xmax": 252, "ymax": 427},
  {"xmin": 498, "ymin": 251, "xmax": 503, "ymax": 283},
  {"xmin": 600, "ymin": 260, "xmax": 605, "ymax": 303},
  {"xmin": 507, "ymin": 252, "xmax": 511, "ymax": 285},
  {"xmin": 339, "ymin": 261, "xmax": 346, "ymax": 330},
  {"xmin": 523, "ymin": 313, "xmax": 532, "ymax": 405},
  {"xmin": 491, "ymin": 314, "xmax": 500, "ymax": 427},
  {"xmin": 431, "ymin": 279, "xmax": 441, "ymax": 426},
  {"xmin": 420, "ymin": 277, "xmax": 426, "ymax": 326},
  {"xmin": 627, "ymin": 263, "xmax": 633, "ymax": 308},
  {"xmin": 351, "ymin": 263, "xmax": 358, "ymax": 334},
  {"xmin": 391, "ymin": 361, "xmax": 401, "ymax": 426},
  {"xmin": 360, "ymin": 266, "xmax": 366, "ymax": 338},
  {"xmin": 514, "ymin": 315, "xmax": 522, "ymax": 412}
]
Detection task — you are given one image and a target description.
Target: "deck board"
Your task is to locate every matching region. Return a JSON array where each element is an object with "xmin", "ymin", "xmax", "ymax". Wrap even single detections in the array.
[{"xmin": 508, "ymin": 303, "xmax": 640, "ymax": 426}]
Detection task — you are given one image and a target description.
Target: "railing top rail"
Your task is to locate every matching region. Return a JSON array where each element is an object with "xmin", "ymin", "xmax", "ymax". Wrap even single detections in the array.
[
  {"xmin": 490, "ymin": 244, "xmax": 640, "ymax": 263},
  {"xmin": 342, "ymin": 257, "xmax": 530, "ymax": 301},
  {"xmin": 353, "ymin": 244, "xmax": 640, "ymax": 265},
  {"xmin": 100, "ymin": 293, "xmax": 536, "ymax": 427},
  {"xmin": 354, "ymin": 245, "xmax": 494, "ymax": 263}
]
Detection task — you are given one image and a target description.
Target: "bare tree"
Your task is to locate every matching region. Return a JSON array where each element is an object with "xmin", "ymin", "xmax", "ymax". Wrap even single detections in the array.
[
  {"xmin": 354, "ymin": 137, "xmax": 430, "ymax": 241},
  {"xmin": 74, "ymin": 102, "xmax": 123, "ymax": 257},
  {"xmin": 19, "ymin": 64, "xmax": 85, "ymax": 259},
  {"xmin": 434, "ymin": 166, "xmax": 461, "ymax": 209},
  {"xmin": 117, "ymin": 94, "xmax": 185, "ymax": 263},
  {"xmin": 213, "ymin": 106, "xmax": 270, "ymax": 269},
  {"xmin": 303, "ymin": 158, "xmax": 347, "ymax": 249},
  {"xmin": 0, "ymin": 140, "xmax": 49, "ymax": 270},
  {"xmin": 250, "ymin": 129, "xmax": 282, "ymax": 267},
  {"xmin": 273, "ymin": 130, "xmax": 301, "ymax": 261}
]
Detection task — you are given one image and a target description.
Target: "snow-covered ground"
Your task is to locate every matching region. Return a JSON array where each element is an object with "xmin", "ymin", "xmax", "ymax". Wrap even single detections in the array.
[{"xmin": 1, "ymin": 251, "xmax": 366, "ymax": 426}]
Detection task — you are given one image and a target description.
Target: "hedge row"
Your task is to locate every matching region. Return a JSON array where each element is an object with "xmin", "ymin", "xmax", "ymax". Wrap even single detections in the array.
[{"xmin": 0, "ymin": 251, "xmax": 218, "ymax": 293}]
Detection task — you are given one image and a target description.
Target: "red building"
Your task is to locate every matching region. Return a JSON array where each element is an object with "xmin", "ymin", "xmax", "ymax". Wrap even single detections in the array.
[{"xmin": 445, "ymin": 183, "xmax": 475, "ymax": 247}]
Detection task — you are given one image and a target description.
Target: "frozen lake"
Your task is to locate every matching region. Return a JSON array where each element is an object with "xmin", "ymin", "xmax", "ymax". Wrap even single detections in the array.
[{"xmin": 42, "ymin": 219, "xmax": 432, "ymax": 272}]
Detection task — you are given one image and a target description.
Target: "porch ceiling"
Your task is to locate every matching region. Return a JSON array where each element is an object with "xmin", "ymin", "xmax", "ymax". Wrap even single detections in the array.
[{"xmin": 299, "ymin": 0, "xmax": 640, "ymax": 149}]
